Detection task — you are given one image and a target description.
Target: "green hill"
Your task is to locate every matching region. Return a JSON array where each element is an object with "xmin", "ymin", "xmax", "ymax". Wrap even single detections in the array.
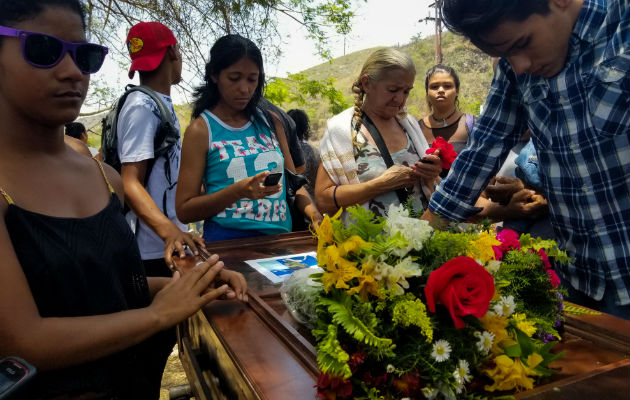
[
  {"xmin": 84, "ymin": 32, "xmax": 494, "ymax": 146},
  {"xmin": 279, "ymin": 31, "xmax": 494, "ymax": 140}
]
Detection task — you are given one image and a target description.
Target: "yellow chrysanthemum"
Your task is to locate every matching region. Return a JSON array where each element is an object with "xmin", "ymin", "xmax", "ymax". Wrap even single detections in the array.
[
  {"xmin": 483, "ymin": 354, "xmax": 543, "ymax": 392},
  {"xmin": 320, "ymin": 245, "xmax": 362, "ymax": 292},
  {"xmin": 467, "ymin": 231, "xmax": 501, "ymax": 264},
  {"xmin": 512, "ymin": 313, "xmax": 537, "ymax": 337},
  {"xmin": 480, "ymin": 314, "xmax": 510, "ymax": 355}
]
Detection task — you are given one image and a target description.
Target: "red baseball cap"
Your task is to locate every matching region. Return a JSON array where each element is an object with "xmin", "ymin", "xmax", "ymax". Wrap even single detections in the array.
[{"xmin": 126, "ymin": 22, "xmax": 177, "ymax": 79}]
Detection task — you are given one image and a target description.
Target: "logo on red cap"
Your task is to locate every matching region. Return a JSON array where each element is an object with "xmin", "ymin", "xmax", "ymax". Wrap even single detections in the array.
[{"xmin": 128, "ymin": 37, "xmax": 144, "ymax": 54}]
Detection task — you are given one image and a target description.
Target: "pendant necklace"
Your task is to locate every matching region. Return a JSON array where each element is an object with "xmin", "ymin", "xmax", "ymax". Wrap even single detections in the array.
[{"xmin": 431, "ymin": 109, "xmax": 457, "ymax": 128}]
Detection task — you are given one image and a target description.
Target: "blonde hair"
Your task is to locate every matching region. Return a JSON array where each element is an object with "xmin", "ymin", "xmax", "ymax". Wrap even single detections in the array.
[{"xmin": 351, "ymin": 48, "xmax": 416, "ymax": 133}]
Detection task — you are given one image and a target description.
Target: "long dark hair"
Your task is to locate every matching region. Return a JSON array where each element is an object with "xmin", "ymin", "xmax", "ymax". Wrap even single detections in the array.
[
  {"xmin": 287, "ymin": 109, "xmax": 311, "ymax": 141},
  {"xmin": 0, "ymin": 0, "xmax": 86, "ymax": 33},
  {"xmin": 192, "ymin": 34, "xmax": 265, "ymax": 120}
]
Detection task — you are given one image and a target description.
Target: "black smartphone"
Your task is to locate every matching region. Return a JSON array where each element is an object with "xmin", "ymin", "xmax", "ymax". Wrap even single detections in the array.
[
  {"xmin": 419, "ymin": 158, "xmax": 432, "ymax": 164},
  {"xmin": 263, "ymin": 172, "xmax": 282, "ymax": 186},
  {"xmin": 0, "ymin": 357, "xmax": 36, "ymax": 399}
]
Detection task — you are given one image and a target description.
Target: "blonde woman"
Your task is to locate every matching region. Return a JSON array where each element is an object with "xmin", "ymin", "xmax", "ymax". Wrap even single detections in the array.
[{"xmin": 315, "ymin": 48, "xmax": 442, "ymax": 218}]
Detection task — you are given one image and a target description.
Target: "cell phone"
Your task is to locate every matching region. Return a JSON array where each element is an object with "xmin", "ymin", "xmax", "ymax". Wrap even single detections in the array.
[
  {"xmin": 419, "ymin": 158, "xmax": 432, "ymax": 164},
  {"xmin": 0, "ymin": 357, "xmax": 36, "ymax": 399},
  {"xmin": 263, "ymin": 172, "xmax": 282, "ymax": 186}
]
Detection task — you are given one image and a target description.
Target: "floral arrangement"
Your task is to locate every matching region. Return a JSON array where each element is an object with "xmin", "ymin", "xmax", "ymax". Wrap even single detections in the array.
[
  {"xmin": 306, "ymin": 205, "xmax": 569, "ymax": 400},
  {"xmin": 426, "ymin": 137, "xmax": 458, "ymax": 169}
]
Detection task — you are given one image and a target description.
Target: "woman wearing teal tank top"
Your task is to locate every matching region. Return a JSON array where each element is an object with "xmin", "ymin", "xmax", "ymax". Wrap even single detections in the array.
[{"xmin": 176, "ymin": 35, "xmax": 322, "ymax": 242}]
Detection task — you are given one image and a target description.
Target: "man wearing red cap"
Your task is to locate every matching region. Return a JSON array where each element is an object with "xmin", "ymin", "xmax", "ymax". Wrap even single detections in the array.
[{"xmin": 116, "ymin": 21, "xmax": 203, "ymax": 277}]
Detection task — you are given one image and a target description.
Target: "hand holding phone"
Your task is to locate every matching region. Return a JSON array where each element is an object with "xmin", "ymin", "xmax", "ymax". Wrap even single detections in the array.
[
  {"xmin": 0, "ymin": 357, "xmax": 36, "ymax": 399},
  {"xmin": 263, "ymin": 172, "xmax": 282, "ymax": 186}
]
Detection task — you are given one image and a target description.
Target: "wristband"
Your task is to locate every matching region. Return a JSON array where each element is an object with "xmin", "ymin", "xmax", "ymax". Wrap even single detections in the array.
[{"xmin": 333, "ymin": 184, "xmax": 341, "ymax": 209}]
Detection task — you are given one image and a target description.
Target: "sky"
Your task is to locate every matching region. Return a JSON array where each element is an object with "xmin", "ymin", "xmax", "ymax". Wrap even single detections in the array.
[{"xmin": 86, "ymin": 0, "xmax": 437, "ymax": 111}]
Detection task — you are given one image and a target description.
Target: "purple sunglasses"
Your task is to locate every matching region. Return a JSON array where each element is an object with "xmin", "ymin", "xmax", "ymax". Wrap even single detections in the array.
[{"xmin": 0, "ymin": 25, "xmax": 108, "ymax": 74}]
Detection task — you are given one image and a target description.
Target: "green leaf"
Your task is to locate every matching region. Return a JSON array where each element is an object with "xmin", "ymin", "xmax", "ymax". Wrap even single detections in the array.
[{"xmin": 504, "ymin": 343, "xmax": 522, "ymax": 358}]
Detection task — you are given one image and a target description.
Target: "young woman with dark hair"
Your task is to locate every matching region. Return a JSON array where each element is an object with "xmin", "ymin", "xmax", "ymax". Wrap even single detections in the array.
[
  {"xmin": 0, "ymin": 1, "xmax": 246, "ymax": 398},
  {"xmin": 176, "ymin": 34, "xmax": 321, "ymax": 242},
  {"xmin": 418, "ymin": 64, "xmax": 475, "ymax": 176}
]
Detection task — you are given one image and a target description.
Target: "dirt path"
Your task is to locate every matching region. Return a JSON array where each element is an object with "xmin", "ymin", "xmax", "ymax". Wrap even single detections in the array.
[{"xmin": 160, "ymin": 345, "xmax": 192, "ymax": 400}]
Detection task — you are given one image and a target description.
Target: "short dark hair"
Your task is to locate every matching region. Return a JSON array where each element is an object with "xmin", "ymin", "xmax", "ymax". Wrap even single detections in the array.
[
  {"xmin": 287, "ymin": 109, "xmax": 311, "ymax": 141},
  {"xmin": 192, "ymin": 34, "xmax": 265, "ymax": 120},
  {"xmin": 0, "ymin": 0, "xmax": 86, "ymax": 32},
  {"xmin": 441, "ymin": 0, "xmax": 551, "ymax": 51},
  {"xmin": 65, "ymin": 121, "xmax": 86, "ymax": 139}
]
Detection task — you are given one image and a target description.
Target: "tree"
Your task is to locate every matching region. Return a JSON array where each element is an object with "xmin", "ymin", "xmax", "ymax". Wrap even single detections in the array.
[{"xmin": 83, "ymin": 0, "xmax": 361, "ymax": 109}]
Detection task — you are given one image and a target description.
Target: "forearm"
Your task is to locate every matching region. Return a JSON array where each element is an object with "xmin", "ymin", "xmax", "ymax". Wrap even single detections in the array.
[
  {"xmin": 9, "ymin": 307, "xmax": 162, "ymax": 371},
  {"xmin": 316, "ymin": 180, "xmax": 385, "ymax": 215},
  {"xmin": 295, "ymin": 187, "xmax": 323, "ymax": 224},
  {"xmin": 177, "ymin": 183, "xmax": 243, "ymax": 223},
  {"xmin": 125, "ymin": 181, "xmax": 181, "ymax": 240}
]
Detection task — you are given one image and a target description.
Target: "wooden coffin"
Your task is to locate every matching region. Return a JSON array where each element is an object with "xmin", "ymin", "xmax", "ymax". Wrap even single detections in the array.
[{"xmin": 175, "ymin": 231, "xmax": 630, "ymax": 400}]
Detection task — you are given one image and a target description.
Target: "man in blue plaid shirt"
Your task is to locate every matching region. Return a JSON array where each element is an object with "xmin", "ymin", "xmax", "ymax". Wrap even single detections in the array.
[{"xmin": 423, "ymin": 0, "xmax": 629, "ymax": 319}]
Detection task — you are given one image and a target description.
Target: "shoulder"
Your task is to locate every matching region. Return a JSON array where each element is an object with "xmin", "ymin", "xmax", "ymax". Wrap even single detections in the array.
[
  {"xmin": 184, "ymin": 116, "xmax": 211, "ymax": 143},
  {"xmin": 101, "ymin": 161, "xmax": 124, "ymax": 199},
  {"xmin": 118, "ymin": 90, "xmax": 163, "ymax": 121},
  {"xmin": 324, "ymin": 108, "xmax": 354, "ymax": 135}
]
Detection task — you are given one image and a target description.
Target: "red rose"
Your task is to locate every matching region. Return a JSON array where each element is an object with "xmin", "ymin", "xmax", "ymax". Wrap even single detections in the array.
[
  {"xmin": 424, "ymin": 256, "xmax": 495, "ymax": 329},
  {"xmin": 426, "ymin": 136, "xmax": 458, "ymax": 169}
]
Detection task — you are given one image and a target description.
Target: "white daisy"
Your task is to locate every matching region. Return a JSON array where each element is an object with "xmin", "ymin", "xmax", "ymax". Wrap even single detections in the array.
[
  {"xmin": 493, "ymin": 295, "xmax": 516, "ymax": 316},
  {"xmin": 475, "ymin": 331, "xmax": 495, "ymax": 354},
  {"xmin": 485, "ymin": 260, "xmax": 502, "ymax": 274},
  {"xmin": 421, "ymin": 386, "xmax": 439, "ymax": 400},
  {"xmin": 386, "ymin": 364, "xmax": 395, "ymax": 373},
  {"xmin": 455, "ymin": 359, "xmax": 471, "ymax": 384},
  {"xmin": 431, "ymin": 339, "xmax": 452, "ymax": 362}
]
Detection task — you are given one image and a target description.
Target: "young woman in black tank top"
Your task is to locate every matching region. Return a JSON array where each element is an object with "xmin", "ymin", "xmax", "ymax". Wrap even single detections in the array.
[{"xmin": 0, "ymin": 1, "xmax": 246, "ymax": 398}]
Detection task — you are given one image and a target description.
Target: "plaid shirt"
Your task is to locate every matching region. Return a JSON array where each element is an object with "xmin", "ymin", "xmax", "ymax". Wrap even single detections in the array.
[{"xmin": 429, "ymin": 0, "xmax": 630, "ymax": 305}]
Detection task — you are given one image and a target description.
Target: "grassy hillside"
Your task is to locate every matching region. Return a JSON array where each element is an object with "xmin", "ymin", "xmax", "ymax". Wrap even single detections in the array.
[
  {"xmin": 279, "ymin": 32, "xmax": 494, "ymax": 140},
  {"xmin": 85, "ymin": 32, "xmax": 494, "ymax": 146}
]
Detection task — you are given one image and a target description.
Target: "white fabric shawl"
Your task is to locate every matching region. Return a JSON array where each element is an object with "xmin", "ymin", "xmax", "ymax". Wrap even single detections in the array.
[{"xmin": 319, "ymin": 107, "xmax": 433, "ymax": 207}]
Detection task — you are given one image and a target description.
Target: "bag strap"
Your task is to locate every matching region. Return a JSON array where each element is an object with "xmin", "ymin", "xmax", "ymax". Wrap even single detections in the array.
[{"xmin": 361, "ymin": 114, "xmax": 409, "ymax": 205}]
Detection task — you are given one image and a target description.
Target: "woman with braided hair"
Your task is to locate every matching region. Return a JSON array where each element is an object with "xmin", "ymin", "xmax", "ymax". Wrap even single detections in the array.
[{"xmin": 315, "ymin": 48, "xmax": 442, "ymax": 219}]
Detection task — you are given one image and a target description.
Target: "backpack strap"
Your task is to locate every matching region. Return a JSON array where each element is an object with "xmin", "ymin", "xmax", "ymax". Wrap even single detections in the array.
[
  {"xmin": 125, "ymin": 85, "xmax": 176, "ymax": 126},
  {"xmin": 361, "ymin": 114, "xmax": 410, "ymax": 205}
]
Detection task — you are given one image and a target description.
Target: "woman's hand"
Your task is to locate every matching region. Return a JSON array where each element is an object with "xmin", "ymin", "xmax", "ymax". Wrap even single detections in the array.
[
  {"xmin": 412, "ymin": 153, "xmax": 442, "ymax": 180},
  {"xmin": 237, "ymin": 171, "xmax": 283, "ymax": 200},
  {"xmin": 483, "ymin": 176, "xmax": 525, "ymax": 205},
  {"xmin": 376, "ymin": 165, "xmax": 421, "ymax": 191},
  {"xmin": 504, "ymin": 189, "xmax": 548, "ymax": 219},
  {"xmin": 164, "ymin": 228, "xmax": 206, "ymax": 267},
  {"xmin": 149, "ymin": 254, "xmax": 230, "ymax": 329},
  {"xmin": 214, "ymin": 269, "xmax": 248, "ymax": 302}
]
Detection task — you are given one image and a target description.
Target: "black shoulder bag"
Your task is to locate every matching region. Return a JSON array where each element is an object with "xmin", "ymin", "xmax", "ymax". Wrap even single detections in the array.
[{"xmin": 361, "ymin": 114, "xmax": 410, "ymax": 205}]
